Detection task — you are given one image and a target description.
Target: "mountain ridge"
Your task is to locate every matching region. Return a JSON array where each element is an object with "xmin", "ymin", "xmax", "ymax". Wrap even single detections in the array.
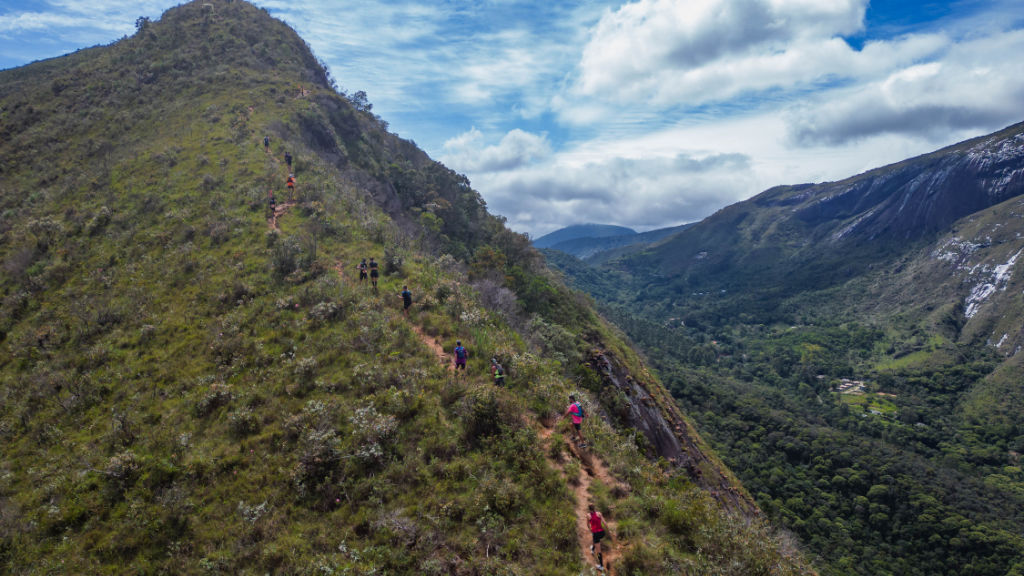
[
  {"xmin": 0, "ymin": 2, "xmax": 811, "ymax": 574},
  {"xmin": 600, "ymin": 121, "xmax": 1024, "ymax": 309},
  {"xmin": 533, "ymin": 224, "xmax": 637, "ymax": 248}
]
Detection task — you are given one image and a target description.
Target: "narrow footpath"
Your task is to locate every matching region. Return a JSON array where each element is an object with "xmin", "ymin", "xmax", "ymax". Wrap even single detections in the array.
[
  {"xmin": 539, "ymin": 425, "xmax": 623, "ymax": 574},
  {"xmin": 403, "ymin": 286, "xmax": 621, "ymax": 571},
  {"xmin": 409, "ymin": 324, "xmax": 451, "ymax": 371}
]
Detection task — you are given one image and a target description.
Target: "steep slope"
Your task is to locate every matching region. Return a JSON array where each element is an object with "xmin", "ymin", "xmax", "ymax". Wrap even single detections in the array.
[{"xmin": 0, "ymin": 2, "xmax": 812, "ymax": 574}]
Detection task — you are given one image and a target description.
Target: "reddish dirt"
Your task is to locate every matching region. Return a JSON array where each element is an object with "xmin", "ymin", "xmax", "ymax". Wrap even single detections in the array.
[
  {"xmin": 267, "ymin": 201, "xmax": 295, "ymax": 231},
  {"xmin": 263, "ymin": 142, "xmax": 298, "ymax": 231},
  {"xmin": 410, "ymin": 324, "xmax": 452, "ymax": 371},
  {"xmin": 539, "ymin": 424, "xmax": 623, "ymax": 574}
]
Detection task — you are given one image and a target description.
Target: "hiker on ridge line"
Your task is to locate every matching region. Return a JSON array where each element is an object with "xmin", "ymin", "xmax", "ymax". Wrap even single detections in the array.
[
  {"xmin": 453, "ymin": 340, "xmax": 468, "ymax": 371},
  {"xmin": 564, "ymin": 394, "xmax": 586, "ymax": 447},
  {"xmin": 400, "ymin": 285, "xmax": 412, "ymax": 317},
  {"xmin": 490, "ymin": 358, "xmax": 505, "ymax": 387},
  {"xmin": 369, "ymin": 257, "xmax": 379, "ymax": 289},
  {"xmin": 357, "ymin": 259, "xmax": 368, "ymax": 283}
]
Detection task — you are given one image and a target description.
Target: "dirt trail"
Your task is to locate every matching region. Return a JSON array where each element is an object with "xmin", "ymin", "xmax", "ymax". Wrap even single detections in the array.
[
  {"xmin": 263, "ymin": 141, "xmax": 297, "ymax": 231},
  {"xmin": 539, "ymin": 425, "xmax": 623, "ymax": 574},
  {"xmin": 404, "ymin": 322, "xmax": 623, "ymax": 570},
  {"xmin": 268, "ymin": 201, "xmax": 296, "ymax": 231},
  {"xmin": 410, "ymin": 324, "xmax": 452, "ymax": 371},
  {"xmin": 402, "ymin": 306, "xmax": 620, "ymax": 570}
]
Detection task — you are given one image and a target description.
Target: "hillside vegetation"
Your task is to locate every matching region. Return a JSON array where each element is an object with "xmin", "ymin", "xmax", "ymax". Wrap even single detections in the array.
[
  {"xmin": 0, "ymin": 2, "xmax": 812, "ymax": 574},
  {"xmin": 549, "ymin": 125, "xmax": 1024, "ymax": 575}
]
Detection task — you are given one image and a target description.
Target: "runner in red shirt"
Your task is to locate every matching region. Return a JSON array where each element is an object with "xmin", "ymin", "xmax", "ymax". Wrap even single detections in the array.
[{"xmin": 588, "ymin": 504, "xmax": 608, "ymax": 570}]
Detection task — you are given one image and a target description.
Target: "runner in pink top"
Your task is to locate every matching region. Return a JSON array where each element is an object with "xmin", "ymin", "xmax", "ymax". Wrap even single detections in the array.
[{"xmin": 564, "ymin": 394, "xmax": 586, "ymax": 447}]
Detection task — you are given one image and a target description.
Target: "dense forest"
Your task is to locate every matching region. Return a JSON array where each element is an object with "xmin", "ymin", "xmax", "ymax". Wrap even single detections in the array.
[{"xmin": 545, "ymin": 239, "xmax": 1024, "ymax": 575}]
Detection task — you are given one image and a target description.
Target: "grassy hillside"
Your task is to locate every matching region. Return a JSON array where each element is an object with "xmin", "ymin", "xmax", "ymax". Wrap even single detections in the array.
[{"xmin": 0, "ymin": 2, "xmax": 813, "ymax": 574}]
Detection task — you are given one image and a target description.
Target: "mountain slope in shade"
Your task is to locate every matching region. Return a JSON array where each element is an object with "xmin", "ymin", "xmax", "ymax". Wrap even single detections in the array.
[{"xmin": 615, "ymin": 122, "xmax": 1024, "ymax": 301}]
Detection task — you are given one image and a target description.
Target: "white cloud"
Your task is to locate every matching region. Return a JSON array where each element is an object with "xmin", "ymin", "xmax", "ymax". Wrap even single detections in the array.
[
  {"xmin": 3, "ymin": 0, "xmax": 1023, "ymax": 238},
  {"xmin": 452, "ymin": 107, "xmax": 986, "ymax": 236},
  {"xmin": 0, "ymin": 12, "xmax": 84, "ymax": 33},
  {"xmin": 456, "ymin": 139, "xmax": 757, "ymax": 235},
  {"xmin": 451, "ymin": 30, "xmax": 557, "ymax": 113},
  {"xmin": 573, "ymin": 0, "xmax": 871, "ymax": 106},
  {"xmin": 786, "ymin": 29, "xmax": 1024, "ymax": 146},
  {"xmin": 0, "ymin": 1, "xmax": 182, "ymax": 44},
  {"xmin": 442, "ymin": 128, "xmax": 551, "ymax": 172}
]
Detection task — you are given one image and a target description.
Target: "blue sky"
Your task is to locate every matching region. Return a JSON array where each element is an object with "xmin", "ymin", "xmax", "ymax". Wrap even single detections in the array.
[{"xmin": 2, "ymin": 0, "xmax": 1023, "ymax": 236}]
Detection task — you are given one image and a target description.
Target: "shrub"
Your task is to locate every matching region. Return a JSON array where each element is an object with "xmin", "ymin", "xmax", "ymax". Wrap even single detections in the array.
[
  {"xmin": 294, "ymin": 356, "xmax": 318, "ymax": 383},
  {"xmin": 228, "ymin": 406, "xmax": 260, "ymax": 437},
  {"xmin": 103, "ymin": 450, "xmax": 141, "ymax": 500},
  {"xmin": 349, "ymin": 404, "xmax": 397, "ymax": 466},
  {"xmin": 283, "ymin": 399, "xmax": 334, "ymax": 440},
  {"xmin": 383, "ymin": 245, "xmax": 404, "ymax": 275},
  {"xmin": 271, "ymin": 235, "xmax": 305, "ymax": 279},
  {"xmin": 307, "ymin": 301, "xmax": 339, "ymax": 325},
  {"xmin": 300, "ymin": 273, "xmax": 342, "ymax": 307},
  {"xmin": 462, "ymin": 389, "xmax": 501, "ymax": 446},
  {"xmin": 564, "ymin": 459, "xmax": 581, "ymax": 487},
  {"xmin": 105, "ymin": 411, "xmax": 137, "ymax": 449},
  {"xmin": 527, "ymin": 316, "xmax": 579, "ymax": 366},
  {"xmin": 292, "ymin": 428, "xmax": 342, "ymax": 498},
  {"xmin": 86, "ymin": 206, "xmax": 111, "ymax": 235},
  {"xmin": 200, "ymin": 173, "xmax": 219, "ymax": 191},
  {"xmin": 195, "ymin": 382, "xmax": 233, "ymax": 417},
  {"xmin": 472, "ymin": 278, "xmax": 519, "ymax": 324},
  {"xmin": 27, "ymin": 217, "xmax": 64, "ymax": 251},
  {"xmin": 620, "ymin": 540, "xmax": 662, "ymax": 575},
  {"xmin": 237, "ymin": 500, "xmax": 270, "ymax": 525},
  {"xmin": 208, "ymin": 220, "xmax": 230, "ymax": 245}
]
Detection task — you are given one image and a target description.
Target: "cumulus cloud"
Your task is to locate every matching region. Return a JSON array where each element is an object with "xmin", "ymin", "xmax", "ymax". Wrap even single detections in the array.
[
  {"xmin": 463, "ymin": 148, "xmax": 756, "ymax": 236},
  {"xmin": 573, "ymin": 0, "xmax": 873, "ymax": 106},
  {"xmin": 441, "ymin": 128, "xmax": 551, "ymax": 172},
  {"xmin": 786, "ymin": 29, "xmax": 1024, "ymax": 146}
]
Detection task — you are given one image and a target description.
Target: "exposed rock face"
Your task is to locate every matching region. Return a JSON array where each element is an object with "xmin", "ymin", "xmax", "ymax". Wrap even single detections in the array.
[
  {"xmin": 789, "ymin": 128, "xmax": 1024, "ymax": 242},
  {"xmin": 587, "ymin": 350, "xmax": 759, "ymax": 516}
]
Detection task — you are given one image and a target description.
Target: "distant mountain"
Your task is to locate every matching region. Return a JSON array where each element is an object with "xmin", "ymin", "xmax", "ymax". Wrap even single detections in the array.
[
  {"xmin": 614, "ymin": 121, "xmax": 1024, "ymax": 304},
  {"xmin": 547, "ymin": 120, "xmax": 1024, "ymax": 576},
  {"xmin": 533, "ymin": 223, "xmax": 636, "ymax": 248},
  {"xmin": 535, "ymin": 223, "xmax": 693, "ymax": 260}
]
